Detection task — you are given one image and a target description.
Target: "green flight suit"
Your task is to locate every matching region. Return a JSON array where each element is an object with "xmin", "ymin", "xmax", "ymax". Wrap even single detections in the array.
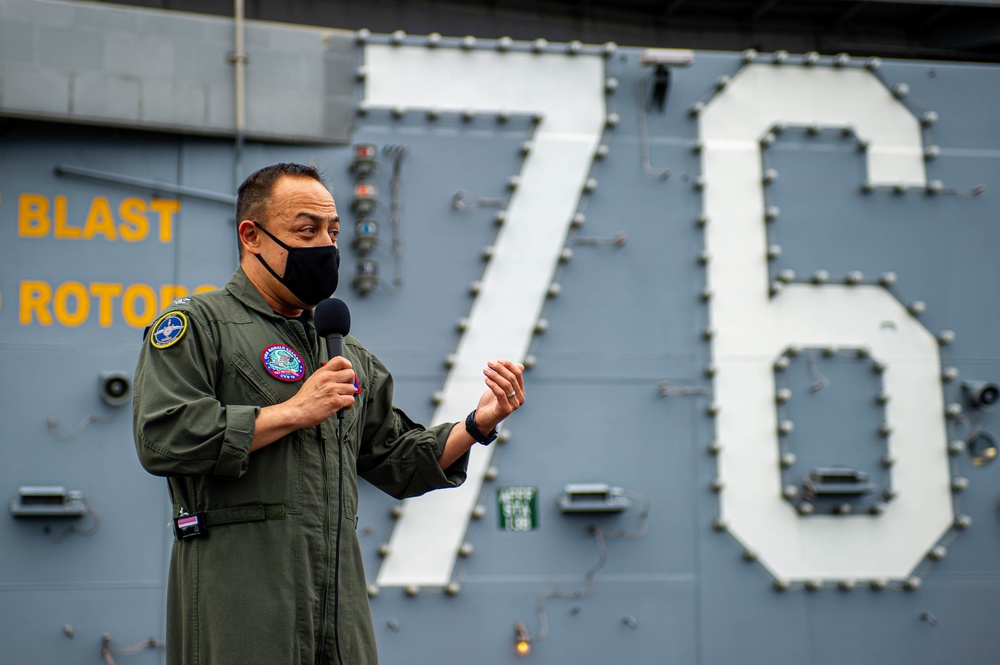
[{"xmin": 133, "ymin": 268, "xmax": 469, "ymax": 665}]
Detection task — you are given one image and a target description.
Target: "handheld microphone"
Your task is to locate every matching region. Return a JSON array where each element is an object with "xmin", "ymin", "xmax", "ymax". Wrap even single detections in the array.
[
  {"xmin": 314, "ymin": 297, "xmax": 352, "ymax": 421},
  {"xmin": 314, "ymin": 297, "xmax": 351, "ymax": 360},
  {"xmin": 311, "ymin": 296, "xmax": 351, "ymax": 665}
]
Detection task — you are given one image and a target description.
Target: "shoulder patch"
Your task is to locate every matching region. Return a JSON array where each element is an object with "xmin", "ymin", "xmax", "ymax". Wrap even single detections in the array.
[
  {"xmin": 150, "ymin": 311, "xmax": 188, "ymax": 349},
  {"xmin": 261, "ymin": 344, "xmax": 305, "ymax": 382}
]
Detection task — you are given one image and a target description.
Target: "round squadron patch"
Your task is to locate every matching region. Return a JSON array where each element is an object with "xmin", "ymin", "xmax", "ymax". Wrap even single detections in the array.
[
  {"xmin": 261, "ymin": 344, "xmax": 305, "ymax": 382},
  {"xmin": 150, "ymin": 311, "xmax": 188, "ymax": 349}
]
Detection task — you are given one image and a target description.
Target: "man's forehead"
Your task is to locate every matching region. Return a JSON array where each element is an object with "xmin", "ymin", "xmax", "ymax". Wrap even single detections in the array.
[{"xmin": 270, "ymin": 175, "xmax": 338, "ymax": 217}]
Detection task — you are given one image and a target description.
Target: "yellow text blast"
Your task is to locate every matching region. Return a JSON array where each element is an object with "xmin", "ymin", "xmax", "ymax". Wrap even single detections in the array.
[{"xmin": 17, "ymin": 193, "xmax": 181, "ymax": 243}]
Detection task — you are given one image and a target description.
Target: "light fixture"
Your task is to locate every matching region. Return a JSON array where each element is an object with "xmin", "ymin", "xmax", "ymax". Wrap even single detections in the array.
[
  {"xmin": 352, "ymin": 260, "xmax": 379, "ymax": 297},
  {"xmin": 349, "ymin": 144, "xmax": 377, "ymax": 178},
  {"xmin": 351, "ymin": 182, "xmax": 377, "ymax": 216},
  {"xmin": 557, "ymin": 484, "xmax": 629, "ymax": 513},
  {"xmin": 514, "ymin": 622, "xmax": 531, "ymax": 657},
  {"xmin": 968, "ymin": 431, "xmax": 998, "ymax": 466},
  {"xmin": 10, "ymin": 486, "xmax": 88, "ymax": 518},
  {"xmin": 352, "ymin": 219, "xmax": 378, "ymax": 256},
  {"xmin": 963, "ymin": 381, "xmax": 999, "ymax": 410},
  {"xmin": 801, "ymin": 467, "xmax": 875, "ymax": 500},
  {"xmin": 639, "ymin": 48, "xmax": 695, "ymax": 67}
]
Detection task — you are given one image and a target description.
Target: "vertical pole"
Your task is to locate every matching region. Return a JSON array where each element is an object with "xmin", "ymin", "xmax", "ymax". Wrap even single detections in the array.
[{"xmin": 233, "ymin": 0, "xmax": 246, "ymax": 192}]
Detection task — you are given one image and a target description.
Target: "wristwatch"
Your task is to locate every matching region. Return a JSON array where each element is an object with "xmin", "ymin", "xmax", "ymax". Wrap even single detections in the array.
[{"xmin": 465, "ymin": 409, "xmax": 498, "ymax": 445}]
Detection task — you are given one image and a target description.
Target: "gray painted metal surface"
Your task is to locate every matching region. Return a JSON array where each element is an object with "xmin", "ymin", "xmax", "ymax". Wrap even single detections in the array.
[
  {"xmin": 0, "ymin": 0, "xmax": 355, "ymax": 143},
  {"xmin": 1, "ymin": 13, "xmax": 999, "ymax": 665}
]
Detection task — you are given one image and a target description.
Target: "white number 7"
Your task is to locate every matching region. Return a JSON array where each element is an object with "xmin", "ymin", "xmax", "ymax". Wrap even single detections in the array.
[{"xmin": 363, "ymin": 42, "xmax": 608, "ymax": 588}]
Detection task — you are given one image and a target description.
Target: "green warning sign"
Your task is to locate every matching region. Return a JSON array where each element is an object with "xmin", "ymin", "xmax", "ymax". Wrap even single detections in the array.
[{"xmin": 497, "ymin": 486, "xmax": 538, "ymax": 532}]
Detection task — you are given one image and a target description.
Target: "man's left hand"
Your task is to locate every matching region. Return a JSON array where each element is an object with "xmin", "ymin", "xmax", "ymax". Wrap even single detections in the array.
[{"xmin": 475, "ymin": 359, "xmax": 525, "ymax": 434}]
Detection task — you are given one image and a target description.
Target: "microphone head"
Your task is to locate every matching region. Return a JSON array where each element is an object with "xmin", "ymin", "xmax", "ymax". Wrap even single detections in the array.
[{"xmin": 314, "ymin": 297, "xmax": 351, "ymax": 337}]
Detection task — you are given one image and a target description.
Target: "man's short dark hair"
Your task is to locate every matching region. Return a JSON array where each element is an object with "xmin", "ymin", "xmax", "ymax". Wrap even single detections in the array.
[{"xmin": 236, "ymin": 163, "xmax": 325, "ymax": 256}]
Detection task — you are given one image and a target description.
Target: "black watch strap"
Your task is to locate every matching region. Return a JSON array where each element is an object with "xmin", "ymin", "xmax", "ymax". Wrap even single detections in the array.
[{"xmin": 465, "ymin": 409, "xmax": 498, "ymax": 445}]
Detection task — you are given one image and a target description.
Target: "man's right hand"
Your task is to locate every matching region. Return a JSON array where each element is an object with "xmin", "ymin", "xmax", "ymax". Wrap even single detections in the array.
[
  {"xmin": 289, "ymin": 356, "xmax": 357, "ymax": 427},
  {"xmin": 250, "ymin": 356, "xmax": 356, "ymax": 452}
]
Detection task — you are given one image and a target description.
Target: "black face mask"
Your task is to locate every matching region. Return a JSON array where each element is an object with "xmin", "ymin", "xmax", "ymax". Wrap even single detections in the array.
[{"xmin": 253, "ymin": 222, "xmax": 340, "ymax": 307}]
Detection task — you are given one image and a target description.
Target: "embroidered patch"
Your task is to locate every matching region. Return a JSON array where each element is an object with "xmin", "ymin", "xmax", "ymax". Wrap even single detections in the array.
[
  {"xmin": 261, "ymin": 344, "xmax": 305, "ymax": 382},
  {"xmin": 150, "ymin": 311, "xmax": 188, "ymax": 349}
]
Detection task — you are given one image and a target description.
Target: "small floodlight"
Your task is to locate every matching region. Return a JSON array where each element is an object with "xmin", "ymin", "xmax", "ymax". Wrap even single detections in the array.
[
  {"xmin": 639, "ymin": 48, "xmax": 695, "ymax": 67},
  {"xmin": 963, "ymin": 381, "xmax": 999, "ymax": 410}
]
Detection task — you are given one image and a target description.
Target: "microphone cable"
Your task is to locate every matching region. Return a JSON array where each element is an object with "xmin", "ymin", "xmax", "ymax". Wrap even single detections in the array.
[{"xmin": 333, "ymin": 411, "xmax": 346, "ymax": 665}]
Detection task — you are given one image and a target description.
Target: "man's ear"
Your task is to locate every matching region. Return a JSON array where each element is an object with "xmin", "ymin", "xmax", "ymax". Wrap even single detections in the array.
[{"xmin": 237, "ymin": 220, "xmax": 261, "ymax": 255}]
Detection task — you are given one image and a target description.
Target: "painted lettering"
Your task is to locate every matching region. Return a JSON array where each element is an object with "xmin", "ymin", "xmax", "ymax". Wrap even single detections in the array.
[
  {"xmin": 14, "ymin": 193, "xmax": 180, "ymax": 242},
  {"xmin": 52, "ymin": 195, "xmax": 79, "ymax": 240},
  {"xmin": 19, "ymin": 280, "xmax": 53, "ymax": 325},
  {"xmin": 52, "ymin": 281, "xmax": 89, "ymax": 327},
  {"xmin": 150, "ymin": 199, "xmax": 180, "ymax": 243},
  {"xmin": 90, "ymin": 282, "xmax": 124, "ymax": 328},
  {"xmin": 18, "ymin": 194, "xmax": 50, "ymax": 237},
  {"xmin": 118, "ymin": 198, "xmax": 149, "ymax": 242},
  {"xmin": 82, "ymin": 196, "xmax": 117, "ymax": 241},
  {"xmin": 122, "ymin": 283, "xmax": 158, "ymax": 328},
  {"xmin": 16, "ymin": 280, "xmax": 216, "ymax": 329}
]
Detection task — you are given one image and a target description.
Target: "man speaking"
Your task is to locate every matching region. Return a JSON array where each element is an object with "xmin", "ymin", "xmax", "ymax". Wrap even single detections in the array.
[{"xmin": 133, "ymin": 163, "xmax": 525, "ymax": 664}]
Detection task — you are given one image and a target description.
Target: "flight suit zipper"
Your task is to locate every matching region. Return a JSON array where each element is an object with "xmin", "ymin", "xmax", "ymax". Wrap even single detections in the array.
[{"xmin": 316, "ymin": 422, "xmax": 331, "ymax": 664}]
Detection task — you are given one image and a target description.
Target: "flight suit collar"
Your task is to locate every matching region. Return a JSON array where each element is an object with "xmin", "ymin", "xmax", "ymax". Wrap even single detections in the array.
[{"xmin": 225, "ymin": 267, "xmax": 316, "ymax": 328}]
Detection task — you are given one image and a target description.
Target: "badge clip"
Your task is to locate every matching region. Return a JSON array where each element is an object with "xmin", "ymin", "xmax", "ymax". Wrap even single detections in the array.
[{"xmin": 173, "ymin": 513, "xmax": 207, "ymax": 539}]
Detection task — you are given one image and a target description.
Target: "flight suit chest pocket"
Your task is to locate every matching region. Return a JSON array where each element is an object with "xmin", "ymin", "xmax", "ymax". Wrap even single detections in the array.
[{"xmin": 224, "ymin": 350, "xmax": 299, "ymax": 406}]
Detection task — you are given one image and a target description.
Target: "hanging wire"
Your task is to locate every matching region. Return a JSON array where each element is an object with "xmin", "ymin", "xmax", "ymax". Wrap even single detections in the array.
[
  {"xmin": 47, "ymin": 411, "xmax": 119, "ymax": 443},
  {"xmin": 524, "ymin": 490, "xmax": 651, "ymax": 644},
  {"xmin": 658, "ymin": 381, "xmax": 711, "ymax": 397},
  {"xmin": 47, "ymin": 499, "xmax": 101, "ymax": 543},
  {"xmin": 635, "ymin": 78, "xmax": 672, "ymax": 179},
  {"xmin": 572, "ymin": 232, "xmax": 628, "ymax": 247},
  {"xmin": 807, "ymin": 351, "xmax": 830, "ymax": 393},
  {"xmin": 101, "ymin": 633, "xmax": 166, "ymax": 665},
  {"xmin": 452, "ymin": 190, "xmax": 508, "ymax": 212},
  {"xmin": 383, "ymin": 144, "xmax": 408, "ymax": 287},
  {"xmin": 533, "ymin": 526, "xmax": 606, "ymax": 642}
]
